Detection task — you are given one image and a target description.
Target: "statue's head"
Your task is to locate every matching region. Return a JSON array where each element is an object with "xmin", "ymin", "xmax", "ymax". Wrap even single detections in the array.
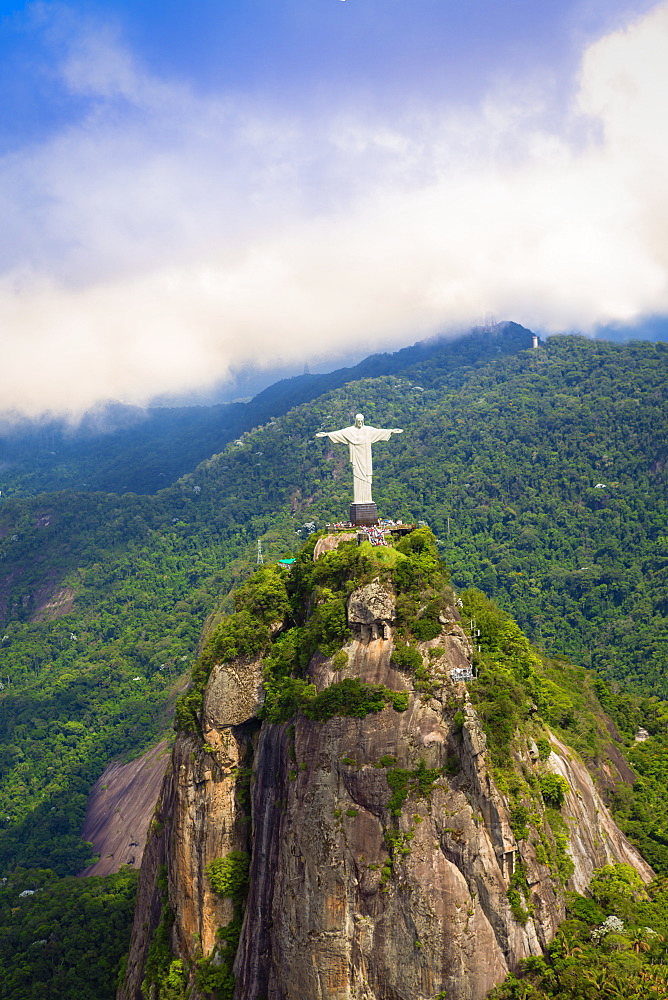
[{"xmin": 354, "ymin": 413, "xmax": 364, "ymax": 427}]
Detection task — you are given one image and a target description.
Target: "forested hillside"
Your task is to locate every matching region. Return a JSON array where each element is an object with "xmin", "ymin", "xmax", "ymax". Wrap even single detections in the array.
[
  {"xmin": 0, "ymin": 868, "xmax": 137, "ymax": 1000},
  {"xmin": 0, "ymin": 327, "xmax": 666, "ymax": 996}
]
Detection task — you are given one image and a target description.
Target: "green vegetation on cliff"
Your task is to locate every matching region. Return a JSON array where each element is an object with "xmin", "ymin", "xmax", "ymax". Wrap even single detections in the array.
[
  {"xmin": 175, "ymin": 531, "xmax": 444, "ymax": 731},
  {"xmin": 491, "ymin": 866, "xmax": 668, "ymax": 1000}
]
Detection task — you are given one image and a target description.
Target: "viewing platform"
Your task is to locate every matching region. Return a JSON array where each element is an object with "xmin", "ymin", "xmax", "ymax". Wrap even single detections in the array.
[{"xmin": 324, "ymin": 518, "xmax": 416, "ymax": 539}]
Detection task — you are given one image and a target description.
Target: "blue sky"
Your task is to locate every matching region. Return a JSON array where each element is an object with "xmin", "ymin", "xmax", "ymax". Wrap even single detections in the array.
[
  {"xmin": 0, "ymin": 0, "xmax": 651, "ymax": 140},
  {"xmin": 0, "ymin": 0, "xmax": 666, "ymax": 414}
]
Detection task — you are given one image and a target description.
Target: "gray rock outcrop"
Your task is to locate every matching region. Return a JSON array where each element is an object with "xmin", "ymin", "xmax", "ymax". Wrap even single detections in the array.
[
  {"xmin": 347, "ymin": 580, "xmax": 396, "ymax": 625},
  {"xmin": 202, "ymin": 657, "xmax": 265, "ymax": 730}
]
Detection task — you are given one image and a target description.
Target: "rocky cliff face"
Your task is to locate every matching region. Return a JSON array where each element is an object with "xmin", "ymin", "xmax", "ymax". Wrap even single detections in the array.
[
  {"xmin": 80, "ymin": 740, "xmax": 171, "ymax": 877},
  {"xmin": 119, "ymin": 547, "xmax": 651, "ymax": 1000}
]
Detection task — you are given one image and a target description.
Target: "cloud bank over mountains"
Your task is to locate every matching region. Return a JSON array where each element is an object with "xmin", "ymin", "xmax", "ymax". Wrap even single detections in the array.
[{"xmin": 1, "ymin": 2, "xmax": 668, "ymax": 416}]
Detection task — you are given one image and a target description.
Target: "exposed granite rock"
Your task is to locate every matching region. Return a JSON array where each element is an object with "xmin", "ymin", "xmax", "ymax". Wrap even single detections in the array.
[
  {"xmin": 32, "ymin": 584, "xmax": 76, "ymax": 622},
  {"xmin": 79, "ymin": 739, "xmax": 171, "ymax": 877},
  {"xmin": 119, "ymin": 724, "xmax": 255, "ymax": 1000},
  {"xmin": 547, "ymin": 733, "xmax": 653, "ymax": 892},
  {"xmin": 462, "ymin": 700, "xmax": 487, "ymax": 757},
  {"xmin": 236, "ymin": 698, "xmax": 512, "ymax": 999},
  {"xmin": 202, "ymin": 656, "xmax": 265, "ymax": 730},
  {"xmin": 120, "ymin": 602, "xmax": 652, "ymax": 1000},
  {"xmin": 347, "ymin": 581, "xmax": 396, "ymax": 626},
  {"xmin": 313, "ymin": 533, "xmax": 356, "ymax": 560}
]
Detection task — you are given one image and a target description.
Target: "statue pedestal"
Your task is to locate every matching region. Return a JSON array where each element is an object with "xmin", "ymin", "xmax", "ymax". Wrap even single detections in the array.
[{"xmin": 350, "ymin": 502, "xmax": 377, "ymax": 526}]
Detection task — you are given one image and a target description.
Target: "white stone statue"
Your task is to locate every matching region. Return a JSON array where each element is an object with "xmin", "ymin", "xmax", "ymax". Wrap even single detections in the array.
[{"xmin": 316, "ymin": 414, "xmax": 403, "ymax": 504}]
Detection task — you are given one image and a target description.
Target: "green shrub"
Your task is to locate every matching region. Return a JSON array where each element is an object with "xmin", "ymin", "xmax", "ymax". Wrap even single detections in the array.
[
  {"xmin": 303, "ymin": 678, "xmax": 408, "ymax": 722},
  {"xmin": 206, "ymin": 852, "xmax": 250, "ymax": 902},
  {"xmin": 509, "ymin": 804, "xmax": 531, "ymax": 841},
  {"xmin": 332, "ymin": 650, "xmax": 348, "ymax": 671},
  {"xmin": 590, "ymin": 863, "xmax": 646, "ymax": 909},
  {"xmin": 262, "ymin": 677, "xmax": 317, "ymax": 723},
  {"xmin": 412, "ymin": 617, "xmax": 442, "ymax": 641},
  {"xmin": 174, "ymin": 686, "xmax": 205, "ymax": 734},
  {"xmin": 160, "ymin": 960, "xmax": 187, "ymax": 1000},
  {"xmin": 507, "ymin": 888, "xmax": 529, "ymax": 925},
  {"xmin": 539, "ymin": 773, "xmax": 570, "ymax": 808},
  {"xmin": 387, "ymin": 769, "xmax": 410, "ymax": 815},
  {"xmin": 207, "ymin": 611, "xmax": 271, "ymax": 665},
  {"xmin": 391, "ymin": 642, "xmax": 424, "ymax": 673},
  {"xmin": 391, "ymin": 691, "xmax": 410, "ymax": 711},
  {"xmin": 233, "ymin": 565, "xmax": 290, "ymax": 624},
  {"xmin": 534, "ymin": 843, "xmax": 548, "ymax": 865},
  {"xmin": 387, "ymin": 760, "xmax": 440, "ymax": 815},
  {"xmin": 565, "ymin": 891, "xmax": 606, "ymax": 925},
  {"xmin": 303, "ymin": 597, "xmax": 350, "ymax": 659}
]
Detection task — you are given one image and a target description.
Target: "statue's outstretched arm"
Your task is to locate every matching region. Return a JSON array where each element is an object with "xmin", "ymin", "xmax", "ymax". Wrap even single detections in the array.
[
  {"xmin": 392, "ymin": 428, "xmax": 403, "ymax": 434},
  {"xmin": 316, "ymin": 429, "xmax": 351, "ymax": 444}
]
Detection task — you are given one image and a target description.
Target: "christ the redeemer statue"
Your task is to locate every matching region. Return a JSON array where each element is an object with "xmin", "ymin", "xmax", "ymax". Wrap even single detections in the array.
[{"xmin": 316, "ymin": 414, "xmax": 403, "ymax": 525}]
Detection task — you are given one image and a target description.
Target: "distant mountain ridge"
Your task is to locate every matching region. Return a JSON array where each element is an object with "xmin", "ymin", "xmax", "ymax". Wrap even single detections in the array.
[{"xmin": 0, "ymin": 322, "xmax": 533, "ymax": 496}]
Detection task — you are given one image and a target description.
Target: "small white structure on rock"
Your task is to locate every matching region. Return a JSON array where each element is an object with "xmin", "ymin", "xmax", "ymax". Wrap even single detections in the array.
[{"xmin": 450, "ymin": 666, "xmax": 474, "ymax": 683}]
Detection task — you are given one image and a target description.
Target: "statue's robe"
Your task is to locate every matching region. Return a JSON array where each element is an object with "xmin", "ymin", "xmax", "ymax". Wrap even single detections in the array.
[{"xmin": 322, "ymin": 424, "xmax": 394, "ymax": 504}]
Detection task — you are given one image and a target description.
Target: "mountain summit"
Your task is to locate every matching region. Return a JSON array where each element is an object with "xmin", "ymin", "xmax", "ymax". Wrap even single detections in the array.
[{"xmin": 120, "ymin": 529, "xmax": 650, "ymax": 1000}]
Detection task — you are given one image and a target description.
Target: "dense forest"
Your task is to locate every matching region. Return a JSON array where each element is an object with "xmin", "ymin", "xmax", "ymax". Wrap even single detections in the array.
[
  {"xmin": 0, "ymin": 868, "xmax": 137, "ymax": 1000},
  {"xmin": 0, "ymin": 325, "xmax": 666, "ymax": 996}
]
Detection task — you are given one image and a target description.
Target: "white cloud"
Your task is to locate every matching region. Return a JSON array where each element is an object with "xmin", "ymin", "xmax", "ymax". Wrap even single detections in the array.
[{"xmin": 1, "ymin": 2, "xmax": 668, "ymax": 417}]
